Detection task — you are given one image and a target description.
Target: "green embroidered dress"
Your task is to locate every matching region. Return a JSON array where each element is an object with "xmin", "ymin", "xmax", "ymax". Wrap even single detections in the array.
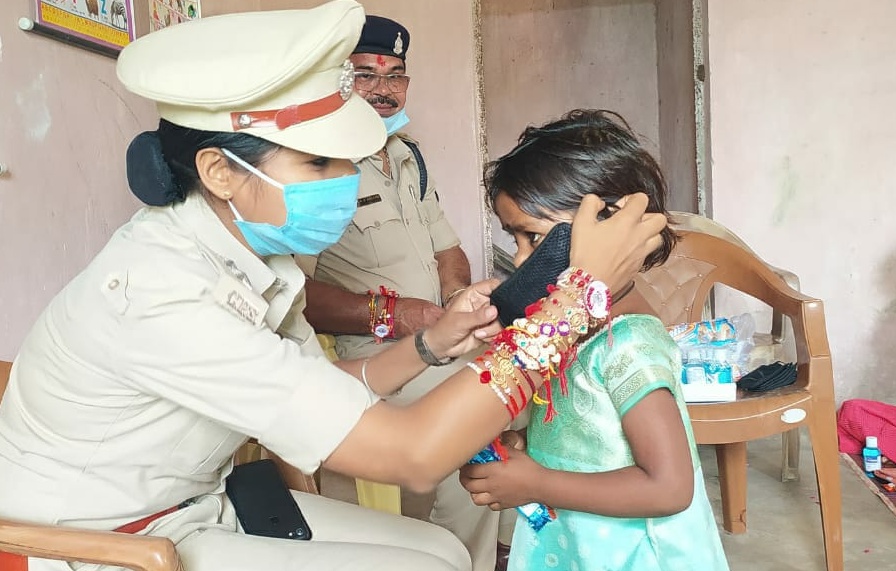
[{"xmin": 509, "ymin": 314, "xmax": 729, "ymax": 571}]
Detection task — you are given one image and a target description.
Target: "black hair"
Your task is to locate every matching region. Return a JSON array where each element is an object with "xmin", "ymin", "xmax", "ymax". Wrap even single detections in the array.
[
  {"xmin": 483, "ymin": 109, "xmax": 676, "ymax": 270},
  {"xmin": 127, "ymin": 119, "xmax": 280, "ymax": 206}
]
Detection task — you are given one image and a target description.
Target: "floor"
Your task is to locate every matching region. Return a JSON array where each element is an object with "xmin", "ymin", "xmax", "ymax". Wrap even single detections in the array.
[{"xmin": 321, "ymin": 431, "xmax": 896, "ymax": 570}]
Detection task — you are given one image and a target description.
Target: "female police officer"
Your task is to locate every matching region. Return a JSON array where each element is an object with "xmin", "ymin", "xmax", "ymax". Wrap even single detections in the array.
[{"xmin": 0, "ymin": 1, "xmax": 665, "ymax": 570}]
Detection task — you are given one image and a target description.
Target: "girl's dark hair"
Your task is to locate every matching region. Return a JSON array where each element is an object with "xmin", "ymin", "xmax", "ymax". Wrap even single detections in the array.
[
  {"xmin": 483, "ymin": 109, "xmax": 676, "ymax": 270},
  {"xmin": 127, "ymin": 119, "xmax": 280, "ymax": 206},
  {"xmin": 156, "ymin": 118, "xmax": 280, "ymax": 200}
]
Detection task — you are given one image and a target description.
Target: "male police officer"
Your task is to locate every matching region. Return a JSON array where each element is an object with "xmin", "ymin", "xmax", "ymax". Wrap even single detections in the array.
[{"xmin": 301, "ymin": 15, "xmax": 504, "ymax": 571}]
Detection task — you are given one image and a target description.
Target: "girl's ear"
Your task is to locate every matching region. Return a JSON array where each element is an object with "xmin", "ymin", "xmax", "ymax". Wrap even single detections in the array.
[
  {"xmin": 612, "ymin": 195, "xmax": 631, "ymax": 209},
  {"xmin": 196, "ymin": 148, "xmax": 238, "ymax": 201}
]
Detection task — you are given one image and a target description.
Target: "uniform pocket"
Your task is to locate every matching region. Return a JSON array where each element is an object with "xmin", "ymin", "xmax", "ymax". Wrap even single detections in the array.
[
  {"xmin": 349, "ymin": 198, "xmax": 406, "ymax": 267},
  {"xmin": 351, "ymin": 197, "xmax": 402, "ymax": 231}
]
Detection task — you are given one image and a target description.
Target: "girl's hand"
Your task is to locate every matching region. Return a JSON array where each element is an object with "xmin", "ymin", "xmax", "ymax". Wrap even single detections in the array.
[
  {"xmin": 424, "ymin": 279, "xmax": 503, "ymax": 359},
  {"xmin": 570, "ymin": 193, "xmax": 666, "ymax": 294},
  {"xmin": 459, "ymin": 445, "xmax": 544, "ymax": 511}
]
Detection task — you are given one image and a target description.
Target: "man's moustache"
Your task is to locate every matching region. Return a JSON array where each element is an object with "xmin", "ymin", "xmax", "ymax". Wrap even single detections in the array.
[{"xmin": 366, "ymin": 95, "xmax": 398, "ymax": 107}]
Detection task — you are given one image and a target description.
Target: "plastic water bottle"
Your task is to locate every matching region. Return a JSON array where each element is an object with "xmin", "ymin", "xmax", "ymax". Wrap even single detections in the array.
[{"xmin": 863, "ymin": 436, "xmax": 882, "ymax": 476}]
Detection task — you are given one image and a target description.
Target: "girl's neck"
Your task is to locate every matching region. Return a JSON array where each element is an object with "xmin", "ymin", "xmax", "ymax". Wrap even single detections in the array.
[{"xmin": 611, "ymin": 285, "xmax": 657, "ymax": 319}]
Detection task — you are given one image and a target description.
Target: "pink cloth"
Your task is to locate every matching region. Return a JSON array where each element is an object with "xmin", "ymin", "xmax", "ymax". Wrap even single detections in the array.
[{"xmin": 837, "ymin": 399, "xmax": 896, "ymax": 460}]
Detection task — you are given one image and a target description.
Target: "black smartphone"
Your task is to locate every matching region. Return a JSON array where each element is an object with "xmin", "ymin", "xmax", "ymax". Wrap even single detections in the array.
[
  {"xmin": 490, "ymin": 223, "xmax": 571, "ymax": 326},
  {"xmin": 225, "ymin": 459, "xmax": 313, "ymax": 540}
]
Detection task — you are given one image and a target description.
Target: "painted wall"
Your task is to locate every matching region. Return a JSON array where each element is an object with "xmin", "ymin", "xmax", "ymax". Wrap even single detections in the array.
[
  {"xmin": 707, "ymin": 0, "xmax": 896, "ymax": 402},
  {"xmin": 0, "ymin": 0, "xmax": 157, "ymax": 360},
  {"xmin": 481, "ymin": 0, "xmax": 660, "ymax": 157},
  {"xmin": 480, "ymin": 0, "xmax": 661, "ymax": 254}
]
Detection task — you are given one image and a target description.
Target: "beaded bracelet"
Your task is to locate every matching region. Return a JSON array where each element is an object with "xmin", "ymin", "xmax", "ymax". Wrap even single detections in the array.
[
  {"xmin": 369, "ymin": 286, "xmax": 399, "ymax": 343},
  {"xmin": 556, "ymin": 267, "xmax": 611, "ymax": 328},
  {"xmin": 367, "ymin": 293, "xmax": 380, "ymax": 335},
  {"xmin": 469, "ymin": 266, "xmax": 611, "ymax": 422}
]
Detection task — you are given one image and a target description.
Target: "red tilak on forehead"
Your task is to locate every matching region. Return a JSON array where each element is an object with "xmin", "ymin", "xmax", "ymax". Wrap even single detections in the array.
[{"xmin": 376, "ymin": 55, "xmax": 387, "ymax": 67}]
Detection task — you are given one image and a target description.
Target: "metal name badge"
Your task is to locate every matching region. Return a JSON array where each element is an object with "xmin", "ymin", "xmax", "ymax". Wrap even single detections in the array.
[
  {"xmin": 211, "ymin": 273, "xmax": 268, "ymax": 328},
  {"xmin": 357, "ymin": 194, "xmax": 383, "ymax": 207}
]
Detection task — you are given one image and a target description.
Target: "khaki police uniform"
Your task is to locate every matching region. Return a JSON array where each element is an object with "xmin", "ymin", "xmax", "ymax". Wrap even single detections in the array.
[
  {"xmin": 314, "ymin": 134, "xmax": 459, "ymax": 359},
  {"xmin": 311, "ymin": 135, "xmax": 501, "ymax": 571},
  {"xmin": 0, "ymin": 3, "xmax": 470, "ymax": 570},
  {"xmin": 0, "ymin": 191, "xmax": 469, "ymax": 571}
]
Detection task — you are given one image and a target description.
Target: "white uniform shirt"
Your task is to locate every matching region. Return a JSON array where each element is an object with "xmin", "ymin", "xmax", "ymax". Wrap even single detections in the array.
[{"xmin": 0, "ymin": 192, "xmax": 374, "ymax": 544}]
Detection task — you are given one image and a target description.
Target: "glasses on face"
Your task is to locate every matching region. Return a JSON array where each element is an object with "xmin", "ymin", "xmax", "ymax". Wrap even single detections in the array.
[{"xmin": 353, "ymin": 71, "xmax": 411, "ymax": 93}]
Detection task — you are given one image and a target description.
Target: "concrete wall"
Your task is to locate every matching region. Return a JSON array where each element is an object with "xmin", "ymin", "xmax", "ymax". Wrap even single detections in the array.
[
  {"xmin": 0, "ymin": 0, "xmax": 157, "ymax": 360},
  {"xmin": 707, "ymin": 0, "xmax": 896, "ymax": 402},
  {"xmin": 481, "ymin": 0, "xmax": 661, "ymax": 254}
]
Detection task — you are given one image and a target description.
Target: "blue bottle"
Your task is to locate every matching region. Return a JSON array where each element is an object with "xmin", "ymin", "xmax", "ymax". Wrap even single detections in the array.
[{"xmin": 863, "ymin": 436, "xmax": 882, "ymax": 476}]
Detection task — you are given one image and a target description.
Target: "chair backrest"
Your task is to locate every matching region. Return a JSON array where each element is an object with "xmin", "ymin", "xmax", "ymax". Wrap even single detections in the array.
[{"xmin": 636, "ymin": 230, "xmax": 831, "ymax": 391}]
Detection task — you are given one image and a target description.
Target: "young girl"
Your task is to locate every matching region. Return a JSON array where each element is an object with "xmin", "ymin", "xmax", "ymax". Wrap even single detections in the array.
[{"xmin": 461, "ymin": 110, "xmax": 729, "ymax": 570}]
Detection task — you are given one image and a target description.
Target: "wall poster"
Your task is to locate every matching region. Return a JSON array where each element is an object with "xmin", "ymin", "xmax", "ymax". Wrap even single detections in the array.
[
  {"xmin": 33, "ymin": 0, "xmax": 137, "ymax": 53},
  {"xmin": 149, "ymin": 0, "xmax": 201, "ymax": 32}
]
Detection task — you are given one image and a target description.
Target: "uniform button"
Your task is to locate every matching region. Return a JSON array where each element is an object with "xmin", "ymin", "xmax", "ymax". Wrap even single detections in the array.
[
  {"xmin": 384, "ymin": 181, "xmax": 392, "ymax": 187},
  {"xmin": 374, "ymin": 221, "xmax": 381, "ymax": 228},
  {"xmin": 108, "ymin": 279, "xmax": 120, "ymax": 290}
]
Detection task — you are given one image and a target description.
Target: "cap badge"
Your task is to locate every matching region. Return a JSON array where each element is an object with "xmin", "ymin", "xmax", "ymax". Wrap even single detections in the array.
[
  {"xmin": 237, "ymin": 113, "xmax": 253, "ymax": 128},
  {"xmin": 339, "ymin": 59, "xmax": 355, "ymax": 101},
  {"xmin": 392, "ymin": 32, "xmax": 404, "ymax": 55}
]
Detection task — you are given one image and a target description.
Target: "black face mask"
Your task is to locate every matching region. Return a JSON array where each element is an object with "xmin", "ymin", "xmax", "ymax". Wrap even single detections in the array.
[{"xmin": 490, "ymin": 223, "xmax": 571, "ymax": 327}]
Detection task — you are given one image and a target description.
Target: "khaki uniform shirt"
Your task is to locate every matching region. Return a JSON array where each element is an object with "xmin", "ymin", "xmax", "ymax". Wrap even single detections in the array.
[
  {"xmin": 310, "ymin": 135, "xmax": 461, "ymax": 360},
  {"xmin": 0, "ymin": 192, "xmax": 375, "ymax": 567}
]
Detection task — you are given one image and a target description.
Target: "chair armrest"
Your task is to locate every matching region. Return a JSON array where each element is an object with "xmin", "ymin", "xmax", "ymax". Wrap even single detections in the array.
[
  {"xmin": 768, "ymin": 264, "xmax": 800, "ymax": 292},
  {"xmin": 263, "ymin": 448, "xmax": 320, "ymax": 495},
  {"xmin": 0, "ymin": 519, "xmax": 181, "ymax": 571},
  {"xmin": 768, "ymin": 264, "xmax": 801, "ymax": 344}
]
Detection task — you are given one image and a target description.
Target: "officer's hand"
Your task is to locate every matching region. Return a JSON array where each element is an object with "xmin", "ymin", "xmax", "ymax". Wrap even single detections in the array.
[
  {"xmin": 423, "ymin": 279, "xmax": 502, "ymax": 359},
  {"xmin": 393, "ymin": 298, "xmax": 444, "ymax": 338},
  {"xmin": 570, "ymin": 193, "xmax": 666, "ymax": 294},
  {"xmin": 459, "ymin": 445, "xmax": 544, "ymax": 511}
]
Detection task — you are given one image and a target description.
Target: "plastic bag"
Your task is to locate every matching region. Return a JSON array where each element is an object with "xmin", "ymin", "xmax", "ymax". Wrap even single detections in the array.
[{"xmin": 668, "ymin": 315, "xmax": 755, "ymax": 385}]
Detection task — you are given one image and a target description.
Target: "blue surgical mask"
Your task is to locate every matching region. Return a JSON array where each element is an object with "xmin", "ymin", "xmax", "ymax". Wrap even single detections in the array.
[
  {"xmin": 221, "ymin": 149, "xmax": 360, "ymax": 257},
  {"xmin": 382, "ymin": 109, "xmax": 410, "ymax": 136}
]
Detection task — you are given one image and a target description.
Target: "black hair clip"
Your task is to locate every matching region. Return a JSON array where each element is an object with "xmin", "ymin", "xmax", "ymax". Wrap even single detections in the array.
[{"xmin": 126, "ymin": 131, "xmax": 184, "ymax": 206}]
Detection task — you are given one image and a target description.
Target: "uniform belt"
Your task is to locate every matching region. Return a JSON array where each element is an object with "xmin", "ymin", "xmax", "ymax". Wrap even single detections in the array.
[{"xmin": 0, "ymin": 502, "xmax": 187, "ymax": 570}]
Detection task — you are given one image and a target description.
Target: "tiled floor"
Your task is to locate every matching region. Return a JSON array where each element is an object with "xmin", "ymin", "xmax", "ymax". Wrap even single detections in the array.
[{"xmin": 321, "ymin": 431, "xmax": 896, "ymax": 570}]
